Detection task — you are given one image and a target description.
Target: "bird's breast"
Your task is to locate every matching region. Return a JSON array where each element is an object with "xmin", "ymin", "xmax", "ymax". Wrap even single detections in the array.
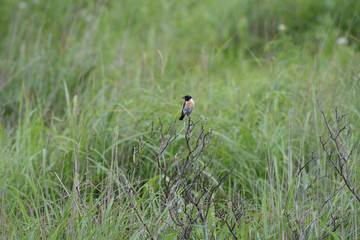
[{"xmin": 185, "ymin": 99, "xmax": 194, "ymax": 107}]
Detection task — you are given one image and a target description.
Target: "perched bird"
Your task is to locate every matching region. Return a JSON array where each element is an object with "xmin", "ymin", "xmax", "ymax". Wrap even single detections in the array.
[{"xmin": 179, "ymin": 95, "xmax": 195, "ymax": 120}]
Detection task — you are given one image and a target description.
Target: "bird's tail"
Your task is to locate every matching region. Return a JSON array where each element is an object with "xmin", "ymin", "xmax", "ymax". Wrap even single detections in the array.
[{"xmin": 179, "ymin": 113, "xmax": 185, "ymax": 121}]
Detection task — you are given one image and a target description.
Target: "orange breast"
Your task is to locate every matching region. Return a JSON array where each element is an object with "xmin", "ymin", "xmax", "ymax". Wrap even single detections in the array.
[{"xmin": 186, "ymin": 100, "xmax": 194, "ymax": 107}]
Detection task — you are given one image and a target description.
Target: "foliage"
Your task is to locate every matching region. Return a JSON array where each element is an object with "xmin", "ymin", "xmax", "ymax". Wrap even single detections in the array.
[{"xmin": 1, "ymin": 0, "xmax": 360, "ymax": 239}]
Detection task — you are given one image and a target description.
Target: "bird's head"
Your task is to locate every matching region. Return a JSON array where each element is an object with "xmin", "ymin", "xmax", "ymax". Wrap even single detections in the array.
[{"xmin": 182, "ymin": 95, "xmax": 192, "ymax": 101}]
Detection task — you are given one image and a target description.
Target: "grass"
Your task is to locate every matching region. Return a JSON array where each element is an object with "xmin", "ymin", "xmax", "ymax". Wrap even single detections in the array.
[{"xmin": 1, "ymin": 0, "xmax": 360, "ymax": 239}]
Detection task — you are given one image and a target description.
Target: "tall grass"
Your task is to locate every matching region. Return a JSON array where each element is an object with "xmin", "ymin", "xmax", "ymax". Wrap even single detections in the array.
[{"xmin": 1, "ymin": 0, "xmax": 360, "ymax": 238}]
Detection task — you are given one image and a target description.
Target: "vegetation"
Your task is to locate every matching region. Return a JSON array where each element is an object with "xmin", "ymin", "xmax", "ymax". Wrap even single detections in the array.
[{"xmin": 1, "ymin": 0, "xmax": 360, "ymax": 239}]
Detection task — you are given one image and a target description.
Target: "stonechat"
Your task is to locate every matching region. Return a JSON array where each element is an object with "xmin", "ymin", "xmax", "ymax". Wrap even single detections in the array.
[{"xmin": 179, "ymin": 95, "xmax": 195, "ymax": 120}]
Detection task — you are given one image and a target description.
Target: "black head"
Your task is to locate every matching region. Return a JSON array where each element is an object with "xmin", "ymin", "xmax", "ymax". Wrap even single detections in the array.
[{"xmin": 182, "ymin": 95, "xmax": 192, "ymax": 101}]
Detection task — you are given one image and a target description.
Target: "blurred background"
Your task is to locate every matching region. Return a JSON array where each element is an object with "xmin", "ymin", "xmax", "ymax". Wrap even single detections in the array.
[{"xmin": 1, "ymin": 0, "xmax": 360, "ymax": 238}]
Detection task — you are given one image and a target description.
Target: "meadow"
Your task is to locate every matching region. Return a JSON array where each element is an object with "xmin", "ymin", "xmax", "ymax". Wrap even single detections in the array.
[{"xmin": 1, "ymin": 0, "xmax": 360, "ymax": 239}]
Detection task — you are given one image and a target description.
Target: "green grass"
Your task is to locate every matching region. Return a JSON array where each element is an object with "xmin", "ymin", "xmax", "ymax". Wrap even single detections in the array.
[{"xmin": 1, "ymin": 0, "xmax": 360, "ymax": 239}]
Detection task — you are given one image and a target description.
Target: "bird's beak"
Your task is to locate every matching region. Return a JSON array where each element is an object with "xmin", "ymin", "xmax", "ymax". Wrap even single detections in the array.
[{"xmin": 181, "ymin": 96, "xmax": 185, "ymax": 99}]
